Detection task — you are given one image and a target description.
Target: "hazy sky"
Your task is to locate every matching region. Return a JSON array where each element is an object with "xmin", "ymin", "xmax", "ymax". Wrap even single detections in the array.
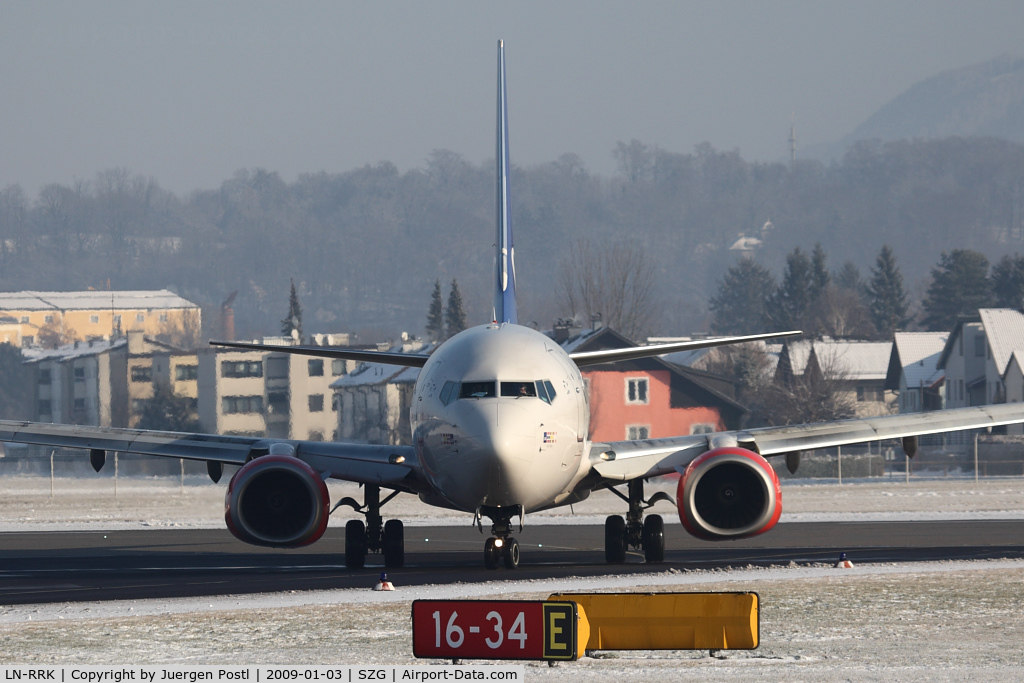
[{"xmin": 2, "ymin": 1, "xmax": 1023, "ymax": 196}]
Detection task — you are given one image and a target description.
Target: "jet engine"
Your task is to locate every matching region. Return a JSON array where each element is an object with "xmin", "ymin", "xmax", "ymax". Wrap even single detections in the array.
[
  {"xmin": 225, "ymin": 454, "xmax": 330, "ymax": 548},
  {"xmin": 676, "ymin": 447, "xmax": 782, "ymax": 541}
]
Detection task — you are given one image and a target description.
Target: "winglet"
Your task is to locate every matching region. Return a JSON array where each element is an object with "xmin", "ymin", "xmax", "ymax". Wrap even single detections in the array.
[{"xmin": 494, "ymin": 39, "xmax": 518, "ymax": 324}]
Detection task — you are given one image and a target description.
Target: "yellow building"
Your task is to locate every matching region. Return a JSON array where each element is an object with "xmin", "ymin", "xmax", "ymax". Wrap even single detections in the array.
[{"xmin": 0, "ymin": 290, "xmax": 200, "ymax": 348}]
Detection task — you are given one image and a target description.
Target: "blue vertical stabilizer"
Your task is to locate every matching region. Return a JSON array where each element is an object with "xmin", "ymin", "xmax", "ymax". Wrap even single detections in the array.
[{"xmin": 494, "ymin": 40, "xmax": 518, "ymax": 325}]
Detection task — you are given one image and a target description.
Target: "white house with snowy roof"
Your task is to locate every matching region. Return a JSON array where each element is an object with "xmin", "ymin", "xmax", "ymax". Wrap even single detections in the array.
[
  {"xmin": 776, "ymin": 338, "xmax": 896, "ymax": 418},
  {"xmin": 884, "ymin": 332, "xmax": 948, "ymax": 413}
]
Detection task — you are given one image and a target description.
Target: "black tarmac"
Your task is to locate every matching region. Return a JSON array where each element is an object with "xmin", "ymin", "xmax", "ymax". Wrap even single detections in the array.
[{"xmin": 1, "ymin": 520, "xmax": 1022, "ymax": 605}]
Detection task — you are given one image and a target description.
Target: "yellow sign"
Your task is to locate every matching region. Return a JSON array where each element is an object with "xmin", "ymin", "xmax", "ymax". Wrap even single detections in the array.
[{"xmin": 548, "ymin": 592, "xmax": 758, "ymax": 651}]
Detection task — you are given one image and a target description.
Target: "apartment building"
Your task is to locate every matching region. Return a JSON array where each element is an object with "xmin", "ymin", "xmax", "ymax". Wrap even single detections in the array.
[{"xmin": 0, "ymin": 290, "xmax": 200, "ymax": 347}]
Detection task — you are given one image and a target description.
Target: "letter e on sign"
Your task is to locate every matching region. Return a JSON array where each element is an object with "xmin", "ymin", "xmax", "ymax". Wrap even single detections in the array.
[{"xmin": 543, "ymin": 602, "xmax": 577, "ymax": 660}]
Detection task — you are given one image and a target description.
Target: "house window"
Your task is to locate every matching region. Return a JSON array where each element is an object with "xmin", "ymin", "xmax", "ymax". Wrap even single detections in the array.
[
  {"xmin": 308, "ymin": 359, "xmax": 324, "ymax": 377},
  {"xmin": 308, "ymin": 430, "xmax": 324, "ymax": 442},
  {"xmin": 44, "ymin": 315, "xmax": 54, "ymax": 324},
  {"xmin": 90, "ymin": 315, "xmax": 99, "ymax": 324},
  {"xmin": 331, "ymin": 394, "xmax": 341, "ymax": 412},
  {"xmin": 175, "ymin": 364, "xmax": 198, "ymax": 381},
  {"xmin": 159, "ymin": 313, "xmax": 169, "ymax": 323},
  {"xmin": 690, "ymin": 423, "xmax": 715, "ymax": 435},
  {"xmin": 221, "ymin": 395, "xmax": 263, "ymax": 414},
  {"xmin": 38, "ymin": 369, "xmax": 51, "ymax": 385},
  {"xmin": 38, "ymin": 399, "xmax": 51, "ymax": 415},
  {"xmin": 73, "ymin": 367, "xmax": 86, "ymax": 382},
  {"xmin": 975, "ymin": 336, "xmax": 985, "ymax": 357},
  {"xmin": 267, "ymin": 391, "xmax": 289, "ymax": 415},
  {"xmin": 308, "ymin": 394, "xmax": 324, "ymax": 412},
  {"xmin": 332, "ymin": 359, "xmax": 346, "ymax": 376},
  {"xmin": 130, "ymin": 366, "xmax": 152, "ymax": 383},
  {"xmin": 130, "ymin": 398, "xmax": 147, "ymax": 413},
  {"xmin": 73, "ymin": 398, "xmax": 86, "ymax": 412},
  {"xmin": 135, "ymin": 313, "xmax": 144, "ymax": 322},
  {"xmin": 20, "ymin": 316, "xmax": 28, "ymax": 324},
  {"xmin": 626, "ymin": 378, "xmax": 649, "ymax": 404},
  {"xmin": 221, "ymin": 360, "xmax": 263, "ymax": 378},
  {"xmin": 266, "ymin": 357, "xmax": 289, "ymax": 379},
  {"xmin": 627, "ymin": 425, "xmax": 650, "ymax": 440}
]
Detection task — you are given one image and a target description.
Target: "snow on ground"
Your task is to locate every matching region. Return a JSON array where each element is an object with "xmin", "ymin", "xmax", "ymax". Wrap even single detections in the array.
[
  {"xmin": 3, "ymin": 475, "xmax": 1024, "ymax": 678},
  {"xmin": 1, "ymin": 560, "xmax": 1023, "ymax": 681},
  {"xmin": 1, "ymin": 474, "xmax": 1024, "ymax": 530}
]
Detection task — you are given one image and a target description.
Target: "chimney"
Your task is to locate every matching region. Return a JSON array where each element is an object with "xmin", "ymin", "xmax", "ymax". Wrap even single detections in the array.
[
  {"xmin": 220, "ymin": 291, "xmax": 237, "ymax": 342},
  {"xmin": 554, "ymin": 319, "xmax": 571, "ymax": 344}
]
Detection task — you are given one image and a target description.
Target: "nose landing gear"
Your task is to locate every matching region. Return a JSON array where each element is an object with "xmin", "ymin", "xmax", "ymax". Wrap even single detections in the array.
[
  {"xmin": 480, "ymin": 507, "xmax": 521, "ymax": 569},
  {"xmin": 604, "ymin": 479, "xmax": 672, "ymax": 564}
]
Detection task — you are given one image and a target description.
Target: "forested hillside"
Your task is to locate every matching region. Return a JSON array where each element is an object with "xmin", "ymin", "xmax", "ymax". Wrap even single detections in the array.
[{"xmin": 1, "ymin": 137, "xmax": 1022, "ymax": 340}]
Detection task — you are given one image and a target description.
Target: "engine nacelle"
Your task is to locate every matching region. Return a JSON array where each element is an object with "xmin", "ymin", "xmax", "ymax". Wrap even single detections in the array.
[
  {"xmin": 677, "ymin": 447, "xmax": 782, "ymax": 541},
  {"xmin": 224, "ymin": 455, "xmax": 330, "ymax": 548}
]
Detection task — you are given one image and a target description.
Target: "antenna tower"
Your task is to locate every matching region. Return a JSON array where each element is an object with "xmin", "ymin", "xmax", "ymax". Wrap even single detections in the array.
[{"xmin": 789, "ymin": 112, "xmax": 796, "ymax": 165}]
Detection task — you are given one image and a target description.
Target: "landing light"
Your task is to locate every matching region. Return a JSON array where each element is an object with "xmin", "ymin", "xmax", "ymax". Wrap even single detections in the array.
[
  {"xmin": 599, "ymin": 451, "xmax": 616, "ymax": 461},
  {"xmin": 494, "ymin": 538, "xmax": 504, "ymax": 548},
  {"xmin": 389, "ymin": 454, "xmax": 406, "ymax": 464}
]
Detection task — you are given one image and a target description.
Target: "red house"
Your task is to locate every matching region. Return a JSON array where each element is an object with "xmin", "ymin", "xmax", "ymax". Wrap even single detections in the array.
[{"xmin": 561, "ymin": 327, "xmax": 746, "ymax": 442}]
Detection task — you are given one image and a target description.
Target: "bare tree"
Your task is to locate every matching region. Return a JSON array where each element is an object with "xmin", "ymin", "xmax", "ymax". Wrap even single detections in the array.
[
  {"xmin": 746, "ymin": 349, "xmax": 857, "ymax": 427},
  {"xmin": 558, "ymin": 238, "xmax": 657, "ymax": 340}
]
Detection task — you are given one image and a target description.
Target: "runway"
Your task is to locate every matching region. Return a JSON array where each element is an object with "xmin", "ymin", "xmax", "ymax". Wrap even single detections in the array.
[{"xmin": 1, "ymin": 520, "xmax": 1023, "ymax": 605}]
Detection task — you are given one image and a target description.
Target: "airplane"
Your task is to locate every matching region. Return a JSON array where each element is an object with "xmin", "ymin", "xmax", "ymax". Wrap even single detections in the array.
[{"xmin": 4, "ymin": 40, "xmax": 1024, "ymax": 571}]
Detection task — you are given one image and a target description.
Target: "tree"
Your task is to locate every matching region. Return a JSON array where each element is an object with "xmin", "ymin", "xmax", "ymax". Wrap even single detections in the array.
[
  {"xmin": 866, "ymin": 245, "xmax": 911, "ymax": 337},
  {"xmin": 445, "ymin": 279, "xmax": 468, "ymax": 338},
  {"xmin": 991, "ymin": 254, "xmax": 1024, "ymax": 310},
  {"xmin": 745, "ymin": 346, "xmax": 857, "ymax": 427},
  {"xmin": 558, "ymin": 238, "xmax": 656, "ymax": 340},
  {"xmin": 810, "ymin": 243, "xmax": 830, "ymax": 301},
  {"xmin": 136, "ymin": 383, "xmax": 200, "ymax": 432},
  {"xmin": 709, "ymin": 257, "xmax": 777, "ymax": 335},
  {"xmin": 921, "ymin": 249, "xmax": 993, "ymax": 331},
  {"xmin": 764, "ymin": 247, "xmax": 814, "ymax": 334},
  {"xmin": 425, "ymin": 279, "xmax": 445, "ymax": 341},
  {"xmin": 834, "ymin": 262, "xmax": 863, "ymax": 293},
  {"xmin": 280, "ymin": 278, "xmax": 303, "ymax": 341},
  {"xmin": 810, "ymin": 285, "xmax": 876, "ymax": 339},
  {"xmin": 613, "ymin": 139, "xmax": 653, "ymax": 184}
]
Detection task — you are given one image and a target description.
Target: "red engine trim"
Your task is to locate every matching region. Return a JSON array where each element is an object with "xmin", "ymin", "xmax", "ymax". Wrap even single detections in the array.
[
  {"xmin": 676, "ymin": 446, "xmax": 782, "ymax": 541},
  {"xmin": 224, "ymin": 454, "xmax": 330, "ymax": 548}
]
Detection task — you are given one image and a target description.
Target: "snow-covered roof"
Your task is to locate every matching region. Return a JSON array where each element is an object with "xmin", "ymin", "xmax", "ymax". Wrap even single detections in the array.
[
  {"xmin": 559, "ymin": 327, "xmax": 603, "ymax": 353},
  {"xmin": 330, "ymin": 343, "xmax": 433, "ymax": 388},
  {"xmin": 23, "ymin": 338, "xmax": 126, "ymax": 363},
  {"xmin": 0, "ymin": 290, "xmax": 198, "ymax": 311},
  {"xmin": 979, "ymin": 308, "xmax": 1024, "ymax": 375},
  {"xmin": 893, "ymin": 332, "xmax": 948, "ymax": 388},
  {"xmin": 813, "ymin": 339, "xmax": 892, "ymax": 380},
  {"xmin": 784, "ymin": 340, "xmax": 815, "ymax": 376}
]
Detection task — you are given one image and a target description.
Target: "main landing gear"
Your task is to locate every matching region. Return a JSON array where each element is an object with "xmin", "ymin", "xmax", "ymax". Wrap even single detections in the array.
[
  {"xmin": 604, "ymin": 479, "xmax": 673, "ymax": 564},
  {"xmin": 337, "ymin": 484, "xmax": 405, "ymax": 569},
  {"xmin": 480, "ymin": 507, "xmax": 521, "ymax": 570}
]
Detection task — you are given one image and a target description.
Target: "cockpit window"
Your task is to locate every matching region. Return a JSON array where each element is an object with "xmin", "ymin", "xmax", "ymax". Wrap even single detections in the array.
[
  {"xmin": 544, "ymin": 380, "xmax": 557, "ymax": 403},
  {"xmin": 500, "ymin": 381, "xmax": 537, "ymax": 398},
  {"xmin": 440, "ymin": 381, "xmax": 459, "ymax": 406},
  {"xmin": 536, "ymin": 381, "xmax": 550, "ymax": 404},
  {"xmin": 459, "ymin": 381, "xmax": 496, "ymax": 399}
]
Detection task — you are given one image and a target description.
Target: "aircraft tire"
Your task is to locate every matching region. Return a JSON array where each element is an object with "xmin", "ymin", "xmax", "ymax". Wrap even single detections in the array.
[
  {"xmin": 345, "ymin": 519, "xmax": 367, "ymax": 569},
  {"xmin": 383, "ymin": 519, "xmax": 405, "ymax": 568},
  {"xmin": 604, "ymin": 515, "xmax": 627, "ymax": 563},
  {"xmin": 483, "ymin": 537, "xmax": 500, "ymax": 570},
  {"xmin": 502, "ymin": 538, "xmax": 520, "ymax": 569},
  {"xmin": 642, "ymin": 514, "xmax": 665, "ymax": 563}
]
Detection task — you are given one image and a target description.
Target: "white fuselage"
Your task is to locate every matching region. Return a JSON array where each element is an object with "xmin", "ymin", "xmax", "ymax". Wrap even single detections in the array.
[{"xmin": 411, "ymin": 323, "xmax": 590, "ymax": 513}]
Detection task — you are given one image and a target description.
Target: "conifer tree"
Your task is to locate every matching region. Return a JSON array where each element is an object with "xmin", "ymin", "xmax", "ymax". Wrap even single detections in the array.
[
  {"xmin": 426, "ymin": 279, "xmax": 445, "ymax": 341},
  {"xmin": 445, "ymin": 279, "xmax": 468, "ymax": 338},
  {"xmin": 810, "ymin": 243, "xmax": 830, "ymax": 301},
  {"xmin": 922, "ymin": 249, "xmax": 993, "ymax": 331},
  {"xmin": 991, "ymin": 254, "xmax": 1024, "ymax": 310},
  {"xmin": 764, "ymin": 247, "xmax": 813, "ymax": 334},
  {"xmin": 867, "ymin": 245, "xmax": 910, "ymax": 337},
  {"xmin": 709, "ymin": 257, "xmax": 777, "ymax": 335},
  {"xmin": 281, "ymin": 278, "xmax": 303, "ymax": 341}
]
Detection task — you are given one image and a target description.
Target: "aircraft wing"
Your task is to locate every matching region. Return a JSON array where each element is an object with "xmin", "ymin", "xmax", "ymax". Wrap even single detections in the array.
[
  {"xmin": 568, "ymin": 330, "xmax": 800, "ymax": 367},
  {"xmin": 0, "ymin": 419, "xmax": 424, "ymax": 491},
  {"xmin": 589, "ymin": 403, "xmax": 1024, "ymax": 482},
  {"xmin": 209, "ymin": 341, "xmax": 431, "ymax": 368}
]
